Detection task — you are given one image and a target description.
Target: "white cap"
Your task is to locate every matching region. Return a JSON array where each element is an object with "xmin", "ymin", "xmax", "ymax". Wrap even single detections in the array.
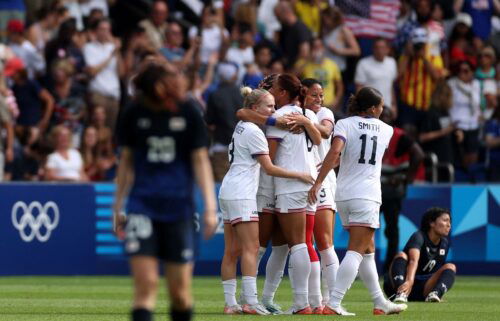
[
  {"xmin": 411, "ymin": 27, "xmax": 429, "ymax": 44},
  {"xmin": 456, "ymin": 13, "xmax": 472, "ymax": 27}
]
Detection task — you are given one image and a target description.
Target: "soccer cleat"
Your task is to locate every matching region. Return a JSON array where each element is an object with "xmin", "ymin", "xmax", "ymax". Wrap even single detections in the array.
[
  {"xmin": 261, "ymin": 298, "xmax": 283, "ymax": 314},
  {"xmin": 242, "ymin": 303, "xmax": 271, "ymax": 315},
  {"xmin": 373, "ymin": 300, "xmax": 408, "ymax": 315},
  {"xmin": 223, "ymin": 304, "xmax": 243, "ymax": 315},
  {"xmin": 311, "ymin": 306, "xmax": 324, "ymax": 314},
  {"xmin": 284, "ymin": 305, "xmax": 312, "ymax": 315},
  {"xmin": 322, "ymin": 305, "xmax": 356, "ymax": 316},
  {"xmin": 425, "ymin": 291, "xmax": 441, "ymax": 302},
  {"xmin": 394, "ymin": 292, "xmax": 408, "ymax": 303}
]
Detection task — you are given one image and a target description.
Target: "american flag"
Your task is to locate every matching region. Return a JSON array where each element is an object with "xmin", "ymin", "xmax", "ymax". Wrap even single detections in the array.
[{"xmin": 336, "ymin": 0, "xmax": 400, "ymax": 39}]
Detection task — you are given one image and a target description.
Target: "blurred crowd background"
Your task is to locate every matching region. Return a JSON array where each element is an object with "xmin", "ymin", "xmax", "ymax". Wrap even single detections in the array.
[{"xmin": 0, "ymin": 0, "xmax": 499, "ymax": 184}]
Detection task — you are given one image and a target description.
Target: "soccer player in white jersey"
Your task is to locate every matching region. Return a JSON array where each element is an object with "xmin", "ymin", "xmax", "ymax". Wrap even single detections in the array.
[
  {"xmin": 266, "ymin": 74, "xmax": 322, "ymax": 314},
  {"xmin": 219, "ymin": 87, "xmax": 314, "ymax": 315},
  {"xmin": 286, "ymin": 78, "xmax": 340, "ymax": 313},
  {"xmin": 308, "ymin": 87, "xmax": 408, "ymax": 315}
]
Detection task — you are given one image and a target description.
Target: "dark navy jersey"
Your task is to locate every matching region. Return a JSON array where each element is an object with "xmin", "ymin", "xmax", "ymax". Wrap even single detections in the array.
[
  {"xmin": 117, "ymin": 100, "xmax": 209, "ymax": 222},
  {"xmin": 403, "ymin": 230, "xmax": 450, "ymax": 275}
]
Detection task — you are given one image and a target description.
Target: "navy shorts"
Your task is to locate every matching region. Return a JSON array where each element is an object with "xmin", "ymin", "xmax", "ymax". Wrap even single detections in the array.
[
  {"xmin": 383, "ymin": 273, "xmax": 432, "ymax": 302},
  {"xmin": 124, "ymin": 214, "xmax": 195, "ymax": 263}
]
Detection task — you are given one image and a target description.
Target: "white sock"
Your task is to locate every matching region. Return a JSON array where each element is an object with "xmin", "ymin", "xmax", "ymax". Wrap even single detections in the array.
[
  {"xmin": 329, "ymin": 250, "xmax": 363, "ymax": 308},
  {"xmin": 308, "ymin": 261, "xmax": 322, "ymax": 308},
  {"xmin": 262, "ymin": 244, "xmax": 289, "ymax": 301},
  {"xmin": 320, "ymin": 246, "xmax": 339, "ymax": 300},
  {"xmin": 288, "ymin": 258, "xmax": 294, "ymax": 290},
  {"xmin": 358, "ymin": 253, "xmax": 386, "ymax": 307},
  {"xmin": 256, "ymin": 246, "xmax": 267, "ymax": 275},
  {"xmin": 222, "ymin": 279, "xmax": 237, "ymax": 306},
  {"xmin": 321, "ymin": 270, "xmax": 329, "ymax": 305},
  {"xmin": 242, "ymin": 276, "xmax": 258, "ymax": 305},
  {"xmin": 290, "ymin": 243, "xmax": 311, "ymax": 309}
]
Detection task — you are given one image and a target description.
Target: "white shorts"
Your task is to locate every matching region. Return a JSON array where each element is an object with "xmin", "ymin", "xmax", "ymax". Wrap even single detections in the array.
[
  {"xmin": 257, "ymin": 194, "xmax": 275, "ymax": 214},
  {"xmin": 337, "ymin": 199, "xmax": 381, "ymax": 229},
  {"xmin": 316, "ymin": 186, "xmax": 336, "ymax": 211},
  {"xmin": 275, "ymin": 191, "xmax": 316, "ymax": 215},
  {"xmin": 219, "ymin": 199, "xmax": 259, "ymax": 225}
]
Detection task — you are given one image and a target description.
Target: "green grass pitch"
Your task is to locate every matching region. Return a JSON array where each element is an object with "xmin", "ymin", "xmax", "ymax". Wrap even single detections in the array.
[{"xmin": 0, "ymin": 276, "xmax": 499, "ymax": 320}]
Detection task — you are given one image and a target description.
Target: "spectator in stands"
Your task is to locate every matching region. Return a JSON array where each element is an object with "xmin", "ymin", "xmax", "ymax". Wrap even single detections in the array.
[
  {"xmin": 160, "ymin": 21, "xmax": 197, "ymax": 68},
  {"xmin": 80, "ymin": 125, "xmax": 115, "ymax": 181},
  {"xmin": 48, "ymin": 58, "xmax": 87, "ymax": 146},
  {"xmin": 380, "ymin": 107, "xmax": 424, "ymax": 272},
  {"xmin": 26, "ymin": 5, "xmax": 59, "ymax": 55},
  {"xmin": 448, "ymin": 13, "xmax": 476, "ymax": 66},
  {"xmin": 0, "ymin": 0, "xmax": 25, "ymax": 43},
  {"xmin": 274, "ymin": 1, "xmax": 312, "ymax": 70},
  {"xmin": 269, "ymin": 58, "xmax": 285, "ymax": 74},
  {"xmin": 296, "ymin": 38, "xmax": 343, "ymax": 110},
  {"xmin": 185, "ymin": 52, "xmax": 218, "ymax": 112},
  {"xmin": 233, "ymin": 0, "xmax": 258, "ymax": 35},
  {"xmin": 293, "ymin": 0, "xmax": 328, "ymax": 37},
  {"xmin": 0, "ymin": 94, "xmax": 14, "ymax": 181},
  {"xmin": 448, "ymin": 60, "xmax": 481, "ymax": 170},
  {"xmin": 397, "ymin": 28, "xmax": 445, "ymax": 137},
  {"xmin": 355, "ymin": 38, "xmax": 398, "ymax": 116},
  {"xmin": 188, "ymin": 4, "xmax": 229, "ymax": 66},
  {"xmin": 139, "ymin": 0, "xmax": 169, "ymax": 50},
  {"xmin": 45, "ymin": 18, "xmax": 86, "ymax": 76},
  {"xmin": 455, "ymin": 0, "xmax": 500, "ymax": 41},
  {"xmin": 254, "ymin": 43, "xmax": 273, "ymax": 76},
  {"xmin": 226, "ymin": 23, "xmax": 255, "ymax": 84},
  {"xmin": 419, "ymin": 81, "xmax": 462, "ymax": 167},
  {"xmin": 205, "ymin": 63, "xmax": 243, "ymax": 181},
  {"xmin": 485, "ymin": 107, "xmax": 500, "ymax": 181},
  {"xmin": 6, "ymin": 57, "xmax": 54, "ymax": 145},
  {"xmin": 257, "ymin": 0, "xmax": 280, "ymax": 41},
  {"xmin": 475, "ymin": 46, "xmax": 498, "ymax": 115},
  {"xmin": 45, "ymin": 124, "xmax": 87, "ymax": 182},
  {"xmin": 84, "ymin": 18, "xmax": 124, "ymax": 132},
  {"xmin": 320, "ymin": 6, "xmax": 360, "ymax": 74},
  {"xmin": 90, "ymin": 105, "xmax": 113, "ymax": 157},
  {"xmin": 7, "ymin": 19, "xmax": 45, "ymax": 79}
]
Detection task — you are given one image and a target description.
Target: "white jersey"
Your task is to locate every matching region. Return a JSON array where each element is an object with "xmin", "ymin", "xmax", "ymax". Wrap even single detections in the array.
[
  {"xmin": 266, "ymin": 104, "xmax": 318, "ymax": 195},
  {"xmin": 334, "ymin": 116, "xmax": 393, "ymax": 203},
  {"xmin": 315, "ymin": 107, "xmax": 337, "ymax": 191},
  {"xmin": 257, "ymin": 126, "xmax": 274, "ymax": 197},
  {"xmin": 219, "ymin": 121, "xmax": 269, "ymax": 200}
]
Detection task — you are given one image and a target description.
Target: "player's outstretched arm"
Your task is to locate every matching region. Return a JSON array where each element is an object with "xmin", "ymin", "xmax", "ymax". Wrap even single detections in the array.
[
  {"xmin": 398, "ymin": 248, "xmax": 421, "ymax": 295},
  {"xmin": 113, "ymin": 147, "xmax": 134, "ymax": 238},
  {"xmin": 308, "ymin": 136, "xmax": 344, "ymax": 204},
  {"xmin": 236, "ymin": 108, "xmax": 289, "ymax": 130},
  {"xmin": 256, "ymin": 155, "xmax": 315, "ymax": 185},
  {"xmin": 191, "ymin": 147, "xmax": 218, "ymax": 240}
]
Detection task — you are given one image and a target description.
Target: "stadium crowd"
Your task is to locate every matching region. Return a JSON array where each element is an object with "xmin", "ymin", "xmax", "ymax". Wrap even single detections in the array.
[{"xmin": 0, "ymin": 0, "xmax": 499, "ymax": 183}]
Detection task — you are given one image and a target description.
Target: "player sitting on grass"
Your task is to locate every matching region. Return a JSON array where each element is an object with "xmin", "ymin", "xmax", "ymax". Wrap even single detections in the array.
[{"xmin": 384, "ymin": 207, "xmax": 456, "ymax": 303}]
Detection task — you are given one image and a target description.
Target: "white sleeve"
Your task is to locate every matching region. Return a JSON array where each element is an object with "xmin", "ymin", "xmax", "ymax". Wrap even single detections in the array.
[
  {"xmin": 307, "ymin": 109, "xmax": 319, "ymax": 124},
  {"xmin": 46, "ymin": 153, "xmax": 58, "ymax": 169},
  {"xmin": 389, "ymin": 58, "xmax": 398, "ymax": 82},
  {"xmin": 333, "ymin": 119, "xmax": 348, "ymax": 143},
  {"xmin": 248, "ymin": 129, "xmax": 269, "ymax": 156},
  {"xmin": 317, "ymin": 108, "xmax": 335, "ymax": 125},
  {"xmin": 188, "ymin": 26, "xmax": 198, "ymax": 39},
  {"xmin": 266, "ymin": 125, "xmax": 287, "ymax": 140},
  {"xmin": 354, "ymin": 60, "xmax": 367, "ymax": 85}
]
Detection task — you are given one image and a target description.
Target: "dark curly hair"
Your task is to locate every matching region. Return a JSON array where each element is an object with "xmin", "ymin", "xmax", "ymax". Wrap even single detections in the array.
[{"xmin": 420, "ymin": 207, "xmax": 451, "ymax": 233}]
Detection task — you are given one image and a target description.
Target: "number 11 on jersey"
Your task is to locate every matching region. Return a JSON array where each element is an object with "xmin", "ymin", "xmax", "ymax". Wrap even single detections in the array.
[{"xmin": 358, "ymin": 134, "xmax": 378, "ymax": 165}]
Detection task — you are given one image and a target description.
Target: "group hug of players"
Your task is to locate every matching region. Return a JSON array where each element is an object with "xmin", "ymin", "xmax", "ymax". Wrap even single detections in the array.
[{"xmin": 218, "ymin": 73, "xmax": 456, "ymax": 315}]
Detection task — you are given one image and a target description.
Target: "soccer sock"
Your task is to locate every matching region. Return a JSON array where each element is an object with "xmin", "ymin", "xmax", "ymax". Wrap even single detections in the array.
[
  {"xmin": 319, "ymin": 246, "xmax": 339, "ymax": 300},
  {"xmin": 308, "ymin": 261, "xmax": 322, "ymax": 308},
  {"xmin": 222, "ymin": 279, "xmax": 237, "ymax": 306},
  {"xmin": 242, "ymin": 276, "xmax": 258, "ymax": 305},
  {"xmin": 288, "ymin": 258, "xmax": 294, "ymax": 291},
  {"xmin": 433, "ymin": 269, "xmax": 456, "ymax": 298},
  {"xmin": 171, "ymin": 307, "xmax": 193, "ymax": 321},
  {"xmin": 132, "ymin": 308, "xmax": 152, "ymax": 321},
  {"xmin": 262, "ymin": 244, "xmax": 289, "ymax": 301},
  {"xmin": 390, "ymin": 256, "xmax": 408, "ymax": 289},
  {"xmin": 321, "ymin": 269, "xmax": 329, "ymax": 305},
  {"xmin": 256, "ymin": 246, "xmax": 267, "ymax": 275},
  {"xmin": 290, "ymin": 243, "xmax": 311, "ymax": 309},
  {"xmin": 329, "ymin": 250, "xmax": 363, "ymax": 308},
  {"xmin": 358, "ymin": 253, "xmax": 386, "ymax": 306}
]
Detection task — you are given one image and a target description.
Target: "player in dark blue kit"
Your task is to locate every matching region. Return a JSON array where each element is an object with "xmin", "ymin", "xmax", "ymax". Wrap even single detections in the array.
[
  {"xmin": 113, "ymin": 62, "xmax": 218, "ymax": 321},
  {"xmin": 384, "ymin": 207, "xmax": 456, "ymax": 303}
]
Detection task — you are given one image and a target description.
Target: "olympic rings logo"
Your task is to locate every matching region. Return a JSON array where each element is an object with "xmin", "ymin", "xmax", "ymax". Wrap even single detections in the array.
[{"xmin": 11, "ymin": 201, "xmax": 60, "ymax": 242}]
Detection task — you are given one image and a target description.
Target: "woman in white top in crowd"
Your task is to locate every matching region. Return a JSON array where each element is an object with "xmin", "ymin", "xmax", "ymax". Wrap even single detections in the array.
[
  {"xmin": 45, "ymin": 124, "xmax": 87, "ymax": 182},
  {"xmin": 219, "ymin": 87, "xmax": 314, "ymax": 315},
  {"xmin": 308, "ymin": 87, "xmax": 406, "ymax": 316}
]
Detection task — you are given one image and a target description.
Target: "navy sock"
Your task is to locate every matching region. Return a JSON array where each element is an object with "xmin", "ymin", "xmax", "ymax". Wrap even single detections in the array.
[
  {"xmin": 433, "ymin": 269, "xmax": 455, "ymax": 298},
  {"xmin": 171, "ymin": 307, "xmax": 193, "ymax": 321},
  {"xmin": 390, "ymin": 257, "xmax": 407, "ymax": 289},
  {"xmin": 132, "ymin": 308, "xmax": 152, "ymax": 321}
]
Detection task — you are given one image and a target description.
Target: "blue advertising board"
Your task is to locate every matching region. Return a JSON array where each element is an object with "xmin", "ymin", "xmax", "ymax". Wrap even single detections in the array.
[{"xmin": 0, "ymin": 183, "xmax": 499, "ymax": 275}]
